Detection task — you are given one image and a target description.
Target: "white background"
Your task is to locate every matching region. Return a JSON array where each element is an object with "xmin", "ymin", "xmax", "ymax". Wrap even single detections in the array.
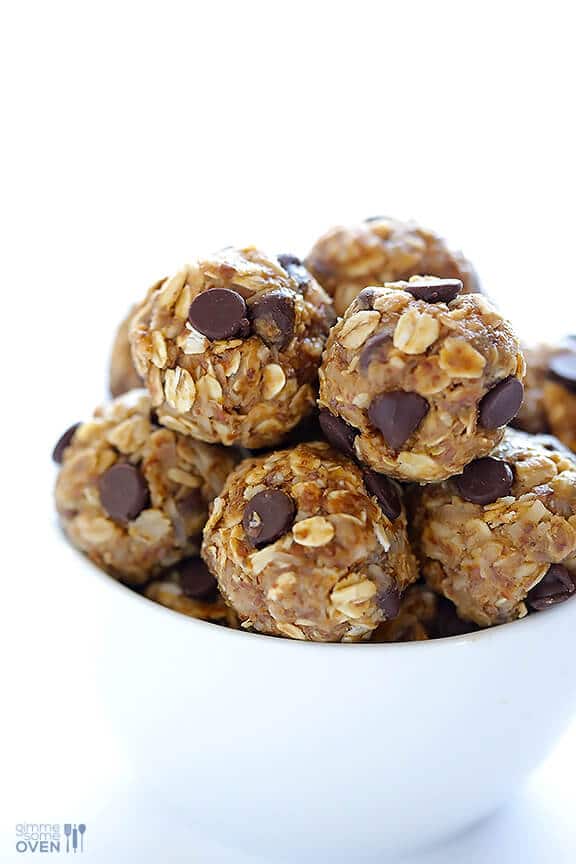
[{"xmin": 1, "ymin": 1, "xmax": 576, "ymax": 861}]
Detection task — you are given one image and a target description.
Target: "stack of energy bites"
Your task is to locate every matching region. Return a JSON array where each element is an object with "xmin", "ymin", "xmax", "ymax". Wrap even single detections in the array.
[{"xmin": 53, "ymin": 217, "xmax": 576, "ymax": 642}]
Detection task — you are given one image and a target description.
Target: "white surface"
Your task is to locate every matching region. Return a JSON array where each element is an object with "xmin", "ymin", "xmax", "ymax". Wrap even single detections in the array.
[{"xmin": 2, "ymin": 1, "xmax": 576, "ymax": 861}]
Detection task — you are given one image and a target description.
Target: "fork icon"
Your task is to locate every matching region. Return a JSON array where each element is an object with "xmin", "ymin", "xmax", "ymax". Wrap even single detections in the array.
[{"xmin": 64, "ymin": 824, "xmax": 72, "ymax": 853}]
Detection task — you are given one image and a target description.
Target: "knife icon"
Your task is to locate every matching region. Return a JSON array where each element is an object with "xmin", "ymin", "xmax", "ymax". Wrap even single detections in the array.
[{"xmin": 72, "ymin": 825, "xmax": 78, "ymax": 852}]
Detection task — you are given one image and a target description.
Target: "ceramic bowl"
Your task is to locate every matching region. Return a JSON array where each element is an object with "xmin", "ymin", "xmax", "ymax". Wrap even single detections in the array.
[{"xmin": 60, "ymin": 539, "xmax": 576, "ymax": 860}]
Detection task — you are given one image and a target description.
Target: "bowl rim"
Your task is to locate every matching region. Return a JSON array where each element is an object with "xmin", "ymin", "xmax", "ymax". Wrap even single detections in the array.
[{"xmin": 60, "ymin": 526, "xmax": 576, "ymax": 653}]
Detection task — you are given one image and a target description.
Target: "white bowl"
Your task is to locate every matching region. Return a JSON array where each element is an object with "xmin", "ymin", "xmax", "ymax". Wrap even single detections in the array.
[{"xmin": 61, "ymin": 537, "xmax": 576, "ymax": 860}]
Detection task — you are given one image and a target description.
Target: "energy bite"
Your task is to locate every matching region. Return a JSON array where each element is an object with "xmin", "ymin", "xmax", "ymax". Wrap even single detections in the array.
[
  {"xmin": 54, "ymin": 390, "xmax": 237, "ymax": 584},
  {"xmin": 371, "ymin": 584, "xmax": 477, "ymax": 642},
  {"xmin": 512, "ymin": 343, "xmax": 558, "ymax": 434},
  {"xmin": 109, "ymin": 278, "xmax": 169, "ymax": 397},
  {"xmin": 371, "ymin": 584, "xmax": 438, "ymax": 642},
  {"xmin": 544, "ymin": 349, "xmax": 576, "ymax": 451},
  {"xmin": 513, "ymin": 339, "xmax": 576, "ymax": 450},
  {"xmin": 413, "ymin": 428, "xmax": 576, "ymax": 627},
  {"xmin": 202, "ymin": 442, "xmax": 418, "ymax": 642},
  {"xmin": 109, "ymin": 305, "xmax": 143, "ymax": 397},
  {"xmin": 306, "ymin": 216, "xmax": 479, "ymax": 317},
  {"xmin": 319, "ymin": 278, "xmax": 525, "ymax": 482},
  {"xmin": 144, "ymin": 556, "xmax": 239, "ymax": 627},
  {"xmin": 130, "ymin": 247, "xmax": 335, "ymax": 448}
]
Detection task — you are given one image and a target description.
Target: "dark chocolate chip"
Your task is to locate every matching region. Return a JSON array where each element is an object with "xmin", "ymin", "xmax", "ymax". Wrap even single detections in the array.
[
  {"xmin": 364, "ymin": 471, "xmax": 402, "ymax": 521},
  {"xmin": 377, "ymin": 584, "xmax": 401, "ymax": 620},
  {"xmin": 188, "ymin": 288, "xmax": 248, "ymax": 341},
  {"xmin": 455, "ymin": 457, "xmax": 514, "ymax": 505},
  {"xmin": 548, "ymin": 353, "xmax": 576, "ymax": 394},
  {"xmin": 98, "ymin": 463, "xmax": 150, "ymax": 522},
  {"xmin": 179, "ymin": 557, "xmax": 219, "ymax": 602},
  {"xmin": 277, "ymin": 253, "xmax": 311, "ymax": 288},
  {"xmin": 479, "ymin": 377, "xmax": 524, "ymax": 429},
  {"xmin": 368, "ymin": 391, "xmax": 429, "ymax": 450},
  {"xmin": 248, "ymin": 289, "xmax": 295, "ymax": 350},
  {"xmin": 177, "ymin": 489, "xmax": 203, "ymax": 515},
  {"xmin": 318, "ymin": 409, "xmax": 358, "ymax": 458},
  {"xmin": 360, "ymin": 330, "xmax": 392, "ymax": 370},
  {"xmin": 280, "ymin": 411, "xmax": 322, "ymax": 448},
  {"xmin": 405, "ymin": 278, "xmax": 462, "ymax": 304},
  {"xmin": 429, "ymin": 597, "xmax": 478, "ymax": 639},
  {"xmin": 242, "ymin": 489, "xmax": 296, "ymax": 547},
  {"xmin": 364, "ymin": 215, "xmax": 386, "ymax": 223},
  {"xmin": 354, "ymin": 288, "xmax": 377, "ymax": 311},
  {"xmin": 527, "ymin": 564, "xmax": 576, "ymax": 612},
  {"xmin": 52, "ymin": 423, "xmax": 80, "ymax": 464}
]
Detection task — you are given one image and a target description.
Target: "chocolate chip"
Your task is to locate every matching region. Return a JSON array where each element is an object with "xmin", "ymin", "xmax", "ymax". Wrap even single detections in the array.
[
  {"xmin": 318, "ymin": 409, "xmax": 358, "ymax": 458},
  {"xmin": 177, "ymin": 489, "xmax": 203, "ymax": 516},
  {"xmin": 368, "ymin": 391, "xmax": 429, "ymax": 450},
  {"xmin": 359, "ymin": 330, "xmax": 392, "ymax": 370},
  {"xmin": 479, "ymin": 377, "xmax": 524, "ymax": 429},
  {"xmin": 179, "ymin": 557, "xmax": 219, "ymax": 602},
  {"xmin": 548, "ymin": 353, "xmax": 576, "ymax": 394},
  {"xmin": 364, "ymin": 471, "xmax": 402, "ymax": 521},
  {"xmin": 52, "ymin": 423, "xmax": 80, "ymax": 464},
  {"xmin": 527, "ymin": 564, "xmax": 576, "ymax": 612},
  {"xmin": 377, "ymin": 584, "xmax": 401, "ymax": 619},
  {"xmin": 279, "ymin": 411, "xmax": 322, "ymax": 448},
  {"xmin": 364, "ymin": 215, "xmax": 385, "ymax": 223},
  {"xmin": 429, "ymin": 597, "xmax": 478, "ymax": 638},
  {"xmin": 406, "ymin": 278, "xmax": 462, "ymax": 304},
  {"xmin": 242, "ymin": 489, "xmax": 296, "ymax": 547},
  {"xmin": 277, "ymin": 253, "xmax": 311, "ymax": 288},
  {"xmin": 455, "ymin": 457, "xmax": 514, "ymax": 505},
  {"xmin": 188, "ymin": 288, "xmax": 249, "ymax": 341},
  {"xmin": 248, "ymin": 289, "xmax": 295, "ymax": 350},
  {"xmin": 354, "ymin": 288, "xmax": 377, "ymax": 311},
  {"xmin": 98, "ymin": 463, "xmax": 150, "ymax": 522}
]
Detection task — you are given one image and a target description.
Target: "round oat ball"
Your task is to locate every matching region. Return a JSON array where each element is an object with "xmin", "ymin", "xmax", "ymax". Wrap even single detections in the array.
[
  {"xmin": 109, "ymin": 279, "xmax": 166, "ymax": 397},
  {"xmin": 54, "ymin": 390, "xmax": 237, "ymax": 584},
  {"xmin": 109, "ymin": 304, "xmax": 143, "ymax": 397},
  {"xmin": 319, "ymin": 278, "xmax": 525, "ymax": 483},
  {"xmin": 144, "ymin": 556, "xmax": 238, "ymax": 627},
  {"xmin": 305, "ymin": 216, "xmax": 479, "ymax": 317},
  {"xmin": 201, "ymin": 442, "xmax": 418, "ymax": 642},
  {"xmin": 544, "ymin": 345, "xmax": 576, "ymax": 451},
  {"xmin": 412, "ymin": 428, "xmax": 576, "ymax": 627},
  {"xmin": 130, "ymin": 247, "xmax": 335, "ymax": 449},
  {"xmin": 513, "ymin": 338, "xmax": 576, "ymax": 452},
  {"xmin": 371, "ymin": 584, "xmax": 476, "ymax": 642},
  {"xmin": 512, "ymin": 342, "xmax": 559, "ymax": 435}
]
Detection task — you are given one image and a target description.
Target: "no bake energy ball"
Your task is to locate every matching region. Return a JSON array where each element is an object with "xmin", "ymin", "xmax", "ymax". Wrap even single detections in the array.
[
  {"xmin": 109, "ymin": 304, "xmax": 143, "ymax": 397},
  {"xmin": 306, "ymin": 216, "xmax": 479, "ymax": 317},
  {"xmin": 514, "ymin": 339, "xmax": 576, "ymax": 451},
  {"xmin": 413, "ymin": 428, "xmax": 576, "ymax": 627},
  {"xmin": 144, "ymin": 556, "xmax": 238, "ymax": 627},
  {"xmin": 202, "ymin": 442, "xmax": 418, "ymax": 642},
  {"xmin": 319, "ymin": 278, "xmax": 525, "ymax": 482},
  {"xmin": 109, "ymin": 279, "xmax": 167, "ymax": 398},
  {"xmin": 371, "ymin": 584, "xmax": 477, "ymax": 642},
  {"xmin": 544, "ymin": 345, "xmax": 576, "ymax": 451},
  {"xmin": 130, "ymin": 247, "xmax": 335, "ymax": 449},
  {"xmin": 512, "ymin": 343, "xmax": 558, "ymax": 434},
  {"xmin": 54, "ymin": 390, "xmax": 237, "ymax": 584}
]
